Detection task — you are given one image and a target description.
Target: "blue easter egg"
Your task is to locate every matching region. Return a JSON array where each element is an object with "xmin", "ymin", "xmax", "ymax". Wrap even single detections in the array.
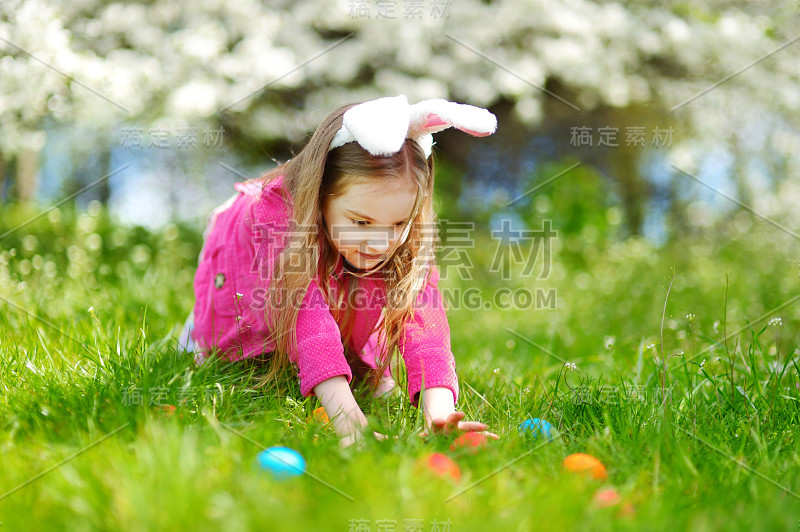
[
  {"xmin": 256, "ymin": 446, "xmax": 306, "ymax": 479},
  {"xmin": 519, "ymin": 418, "xmax": 553, "ymax": 441}
]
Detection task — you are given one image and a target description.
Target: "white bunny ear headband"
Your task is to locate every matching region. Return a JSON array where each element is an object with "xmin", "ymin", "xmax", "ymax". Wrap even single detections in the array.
[{"xmin": 328, "ymin": 94, "xmax": 497, "ymax": 158}]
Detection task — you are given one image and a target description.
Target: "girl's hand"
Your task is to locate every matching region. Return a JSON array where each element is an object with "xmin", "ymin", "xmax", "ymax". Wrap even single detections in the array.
[
  {"xmin": 420, "ymin": 411, "xmax": 500, "ymax": 439},
  {"xmin": 339, "ymin": 430, "xmax": 390, "ymax": 449}
]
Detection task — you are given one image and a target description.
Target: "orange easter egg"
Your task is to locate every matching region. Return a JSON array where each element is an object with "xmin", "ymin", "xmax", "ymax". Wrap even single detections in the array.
[
  {"xmin": 308, "ymin": 406, "xmax": 330, "ymax": 424},
  {"xmin": 450, "ymin": 432, "xmax": 488, "ymax": 453},
  {"xmin": 563, "ymin": 453, "xmax": 608, "ymax": 480},
  {"xmin": 420, "ymin": 452, "xmax": 461, "ymax": 482},
  {"xmin": 154, "ymin": 404, "xmax": 182, "ymax": 419}
]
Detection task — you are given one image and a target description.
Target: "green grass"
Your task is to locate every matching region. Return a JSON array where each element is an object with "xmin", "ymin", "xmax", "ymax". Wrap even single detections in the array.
[{"xmin": 1, "ymin": 202, "xmax": 799, "ymax": 531}]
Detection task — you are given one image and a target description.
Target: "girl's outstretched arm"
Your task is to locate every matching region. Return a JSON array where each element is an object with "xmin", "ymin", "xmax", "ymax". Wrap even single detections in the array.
[{"xmin": 314, "ymin": 375, "xmax": 370, "ymax": 448}]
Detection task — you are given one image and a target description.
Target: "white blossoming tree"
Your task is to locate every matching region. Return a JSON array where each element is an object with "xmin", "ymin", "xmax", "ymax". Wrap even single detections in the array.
[{"xmin": 0, "ymin": 0, "xmax": 797, "ymax": 230}]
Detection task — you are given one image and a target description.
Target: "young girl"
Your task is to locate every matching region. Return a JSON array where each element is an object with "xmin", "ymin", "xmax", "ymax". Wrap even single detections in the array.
[{"xmin": 183, "ymin": 95, "xmax": 499, "ymax": 447}]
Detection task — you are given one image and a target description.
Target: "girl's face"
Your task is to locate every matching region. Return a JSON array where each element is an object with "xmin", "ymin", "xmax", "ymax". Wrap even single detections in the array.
[{"xmin": 322, "ymin": 177, "xmax": 418, "ymax": 270}]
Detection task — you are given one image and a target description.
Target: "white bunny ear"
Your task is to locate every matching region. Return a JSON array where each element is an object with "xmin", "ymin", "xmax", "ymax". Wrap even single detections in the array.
[
  {"xmin": 329, "ymin": 95, "xmax": 496, "ymax": 158},
  {"xmin": 408, "ymin": 99, "xmax": 497, "ymax": 141},
  {"xmin": 331, "ymin": 95, "xmax": 410, "ymax": 156},
  {"xmin": 414, "ymin": 133, "xmax": 434, "ymax": 159}
]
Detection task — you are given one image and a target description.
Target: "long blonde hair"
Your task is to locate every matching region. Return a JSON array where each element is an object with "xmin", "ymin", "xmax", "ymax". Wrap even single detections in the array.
[{"xmin": 249, "ymin": 102, "xmax": 439, "ymax": 394}]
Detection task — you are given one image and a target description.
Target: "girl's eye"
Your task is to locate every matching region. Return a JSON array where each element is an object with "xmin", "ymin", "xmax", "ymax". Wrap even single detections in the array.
[{"xmin": 350, "ymin": 219, "xmax": 407, "ymax": 228}]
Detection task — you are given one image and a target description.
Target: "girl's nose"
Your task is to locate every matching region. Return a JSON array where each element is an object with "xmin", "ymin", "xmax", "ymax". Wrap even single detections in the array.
[
  {"xmin": 364, "ymin": 227, "xmax": 394, "ymax": 254},
  {"xmin": 364, "ymin": 238, "xmax": 390, "ymax": 255}
]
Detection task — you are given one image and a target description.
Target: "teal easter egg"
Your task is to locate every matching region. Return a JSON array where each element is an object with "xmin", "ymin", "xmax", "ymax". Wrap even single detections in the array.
[
  {"xmin": 519, "ymin": 418, "xmax": 553, "ymax": 441},
  {"xmin": 257, "ymin": 446, "xmax": 306, "ymax": 479}
]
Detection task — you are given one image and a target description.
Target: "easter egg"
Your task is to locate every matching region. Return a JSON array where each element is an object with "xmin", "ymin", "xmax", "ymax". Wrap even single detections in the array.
[
  {"xmin": 256, "ymin": 446, "xmax": 306, "ymax": 479},
  {"xmin": 450, "ymin": 432, "xmax": 488, "ymax": 453},
  {"xmin": 592, "ymin": 488, "xmax": 621, "ymax": 508},
  {"xmin": 618, "ymin": 501, "xmax": 636, "ymax": 518},
  {"xmin": 308, "ymin": 406, "xmax": 330, "ymax": 424},
  {"xmin": 154, "ymin": 404, "xmax": 177, "ymax": 417},
  {"xmin": 563, "ymin": 453, "xmax": 607, "ymax": 481},
  {"xmin": 519, "ymin": 418, "xmax": 553, "ymax": 441},
  {"xmin": 419, "ymin": 452, "xmax": 461, "ymax": 482}
]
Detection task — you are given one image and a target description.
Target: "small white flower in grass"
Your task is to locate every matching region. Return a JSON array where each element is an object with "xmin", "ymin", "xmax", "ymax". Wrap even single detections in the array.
[
  {"xmin": 686, "ymin": 313, "xmax": 696, "ymax": 322},
  {"xmin": 565, "ymin": 362, "xmax": 577, "ymax": 372},
  {"xmin": 713, "ymin": 320, "xmax": 720, "ymax": 334},
  {"xmin": 87, "ymin": 306, "xmax": 94, "ymax": 313},
  {"xmin": 768, "ymin": 317, "xmax": 782, "ymax": 327},
  {"xmin": 493, "ymin": 368, "xmax": 500, "ymax": 375},
  {"xmin": 646, "ymin": 343, "xmax": 656, "ymax": 351},
  {"xmin": 699, "ymin": 359, "xmax": 706, "ymax": 370},
  {"xmin": 603, "ymin": 336, "xmax": 615, "ymax": 350}
]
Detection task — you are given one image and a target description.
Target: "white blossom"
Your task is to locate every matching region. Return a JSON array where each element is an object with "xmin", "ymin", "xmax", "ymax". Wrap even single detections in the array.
[
  {"xmin": 603, "ymin": 335, "xmax": 615, "ymax": 350},
  {"xmin": 0, "ymin": 0, "xmax": 797, "ymax": 158}
]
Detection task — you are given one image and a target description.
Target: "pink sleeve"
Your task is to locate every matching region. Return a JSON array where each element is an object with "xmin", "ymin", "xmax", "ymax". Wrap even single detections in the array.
[
  {"xmin": 290, "ymin": 278, "xmax": 353, "ymax": 397},
  {"xmin": 398, "ymin": 265, "xmax": 459, "ymax": 407}
]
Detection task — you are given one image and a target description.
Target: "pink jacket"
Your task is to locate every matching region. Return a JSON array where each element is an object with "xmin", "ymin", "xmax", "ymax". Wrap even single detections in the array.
[{"xmin": 191, "ymin": 175, "xmax": 458, "ymax": 405}]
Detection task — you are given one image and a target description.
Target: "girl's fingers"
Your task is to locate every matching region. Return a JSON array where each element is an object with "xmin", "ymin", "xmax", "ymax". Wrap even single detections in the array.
[
  {"xmin": 446, "ymin": 412, "xmax": 466, "ymax": 424},
  {"xmin": 421, "ymin": 412, "xmax": 499, "ymax": 438},
  {"xmin": 418, "ymin": 428, "xmax": 500, "ymax": 440},
  {"xmin": 456, "ymin": 421, "xmax": 489, "ymax": 433},
  {"xmin": 434, "ymin": 412, "xmax": 465, "ymax": 433}
]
